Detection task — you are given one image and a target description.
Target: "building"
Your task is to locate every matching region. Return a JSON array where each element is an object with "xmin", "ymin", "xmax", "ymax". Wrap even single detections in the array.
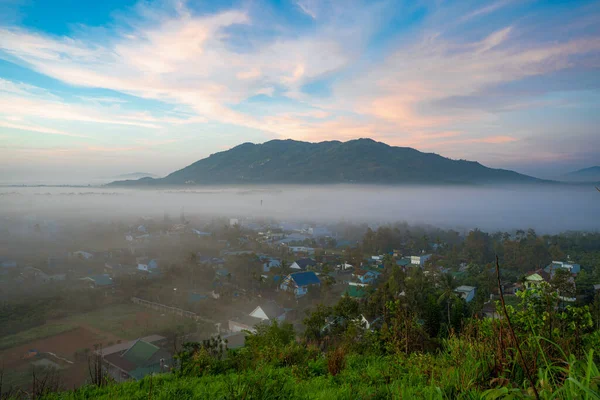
[
  {"xmin": 100, "ymin": 337, "xmax": 171, "ymax": 382},
  {"xmin": 545, "ymin": 261, "xmax": 581, "ymax": 276},
  {"xmin": 289, "ymin": 258, "xmax": 317, "ymax": 271},
  {"xmin": 524, "ymin": 270, "xmax": 550, "ymax": 288},
  {"xmin": 262, "ymin": 258, "xmax": 281, "ymax": 273},
  {"xmin": 343, "ymin": 285, "xmax": 367, "ymax": 299},
  {"xmin": 137, "ymin": 258, "xmax": 159, "ymax": 272},
  {"xmin": 228, "ymin": 301, "xmax": 287, "ymax": 333},
  {"xmin": 352, "ymin": 269, "xmax": 381, "ymax": 285},
  {"xmin": 454, "ymin": 285, "xmax": 477, "ymax": 303},
  {"xmin": 71, "ymin": 250, "xmax": 94, "ymax": 260},
  {"xmin": 289, "ymin": 246, "xmax": 315, "ymax": 255},
  {"xmin": 280, "ymin": 271, "xmax": 321, "ymax": 297},
  {"xmin": 410, "ymin": 254, "xmax": 432, "ymax": 266},
  {"xmin": 0, "ymin": 258, "xmax": 17, "ymax": 269},
  {"xmin": 80, "ymin": 274, "xmax": 113, "ymax": 288}
]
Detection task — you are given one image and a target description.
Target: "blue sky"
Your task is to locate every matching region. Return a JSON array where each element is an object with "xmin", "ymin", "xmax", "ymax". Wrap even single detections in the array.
[{"xmin": 0, "ymin": 0, "xmax": 599, "ymax": 183}]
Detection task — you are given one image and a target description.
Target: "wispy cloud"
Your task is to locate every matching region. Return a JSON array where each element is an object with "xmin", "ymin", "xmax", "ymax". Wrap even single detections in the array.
[{"xmin": 0, "ymin": 0, "xmax": 598, "ymax": 177}]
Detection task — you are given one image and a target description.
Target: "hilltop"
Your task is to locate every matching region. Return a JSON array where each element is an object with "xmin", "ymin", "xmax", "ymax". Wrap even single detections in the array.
[
  {"xmin": 109, "ymin": 138, "xmax": 542, "ymax": 186},
  {"xmin": 563, "ymin": 166, "xmax": 600, "ymax": 183}
]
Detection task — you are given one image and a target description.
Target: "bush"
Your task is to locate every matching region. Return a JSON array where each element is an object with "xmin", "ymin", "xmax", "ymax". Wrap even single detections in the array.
[{"xmin": 326, "ymin": 346, "xmax": 346, "ymax": 376}]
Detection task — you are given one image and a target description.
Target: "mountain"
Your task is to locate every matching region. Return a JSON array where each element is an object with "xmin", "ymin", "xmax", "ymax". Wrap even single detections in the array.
[
  {"xmin": 109, "ymin": 139, "xmax": 543, "ymax": 186},
  {"xmin": 563, "ymin": 166, "xmax": 600, "ymax": 183},
  {"xmin": 114, "ymin": 172, "xmax": 159, "ymax": 180}
]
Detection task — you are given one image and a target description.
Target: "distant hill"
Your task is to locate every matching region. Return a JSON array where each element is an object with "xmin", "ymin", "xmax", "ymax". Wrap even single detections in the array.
[
  {"xmin": 114, "ymin": 172, "xmax": 159, "ymax": 180},
  {"xmin": 109, "ymin": 139, "xmax": 544, "ymax": 186},
  {"xmin": 563, "ymin": 166, "xmax": 600, "ymax": 183}
]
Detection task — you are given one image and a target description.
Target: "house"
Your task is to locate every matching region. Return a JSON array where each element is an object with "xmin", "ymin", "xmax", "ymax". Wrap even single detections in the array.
[
  {"xmin": 280, "ymin": 271, "xmax": 321, "ymax": 297},
  {"xmin": 262, "ymin": 258, "xmax": 281, "ymax": 272},
  {"xmin": 454, "ymin": 285, "xmax": 477, "ymax": 303},
  {"xmin": 188, "ymin": 293, "xmax": 208, "ymax": 303},
  {"xmin": 191, "ymin": 229, "xmax": 212, "ymax": 237},
  {"xmin": 289, "ymin": 246, "xmax": 315, "ymax": 255},
  {"xmin": 228, "ymin": 301, "xmax": 287, "ymax": 333},
  {"xmin": 396, "ymin": 258, "xmax": 411, "ymax": 267},
  {"xmin": 289, "ymin": 258, "xmax": 316, "ymax": 271},
  {"xmin": 545, "ymin": 261, "xmax": 581, "ymax": 276},
  {"xmin": 343, "ymin": 285, "xmax": 367, "ymax": 299},
  {"xmin": 80, "ymin": 274, "xmax": 113, "ymax": 288},
  {"xmin": 336, "ymin": 263, "xmax": 353, "ymax": 271},
  {"xmin": 137, "ymin": 258, "xmax": 159, "ymax": 272},
  {"xmin": 71, "ymin": 250, "xmax": 94, "ymax": 260},
  {"xmin": 309, "ymin": 226, "xmax": 331, "ymax": 237},
  {"xmin": 353, "ymin": 269, "xmax": 381, "ymax": 285},
  {"xmin": 0, "ymin": 258, "xmax": 17, "ymax": 269},
  {"xmin": 215, "ymin": 269, "xmax": 231, "ymax": 279},
  {"xmin": 196, "ymin": 254, "xmax": 225, "ymax": 266},
  {"xmin": 100, "ymin": 338, "xmax": 171, "ymax": 382},
  {"xmin": 359, "ymin": 314, "xmax": 382, "ymax": 330},
  {"xmin": 481, "ymin": 302, "xmax": 501, "ymax": 319},
  {"xmin": 410, "ymin": 254, "xmax": 432, "ymax": 266},
  {"xmin": 524, "ymin": 270, "xmax": 550, "ymax": 288},
  {"xmin": 499, "ymin": 282, "xmax": 518, "ymax": 295}
]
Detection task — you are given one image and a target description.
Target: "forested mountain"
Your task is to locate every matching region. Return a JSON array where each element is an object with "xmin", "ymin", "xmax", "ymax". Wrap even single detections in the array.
[{"xmin": 110, "ymin": 138, "xmax": 542, "ymax": 186}]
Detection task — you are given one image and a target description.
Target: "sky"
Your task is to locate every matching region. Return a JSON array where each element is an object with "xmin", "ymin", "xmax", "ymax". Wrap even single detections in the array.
[{"xmin": 0, "ymin": 0, "xmax": 599, "ymax": 183}]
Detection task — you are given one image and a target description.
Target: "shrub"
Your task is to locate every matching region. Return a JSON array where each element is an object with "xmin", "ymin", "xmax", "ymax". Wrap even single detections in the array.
[{"xmin": 327, "ymin": 346, "xmax": 347, "ymax": 376}]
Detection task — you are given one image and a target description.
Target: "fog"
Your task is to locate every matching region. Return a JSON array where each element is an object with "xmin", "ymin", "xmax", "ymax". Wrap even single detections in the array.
[{"xmin": 1, "ymin": 184, "xmax": 598, "ymax": 234}]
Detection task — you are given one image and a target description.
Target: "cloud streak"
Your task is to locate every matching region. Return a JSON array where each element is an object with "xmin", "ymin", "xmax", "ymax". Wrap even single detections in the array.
[{"xmin": 0, "ymin": 0, "xmax": 599, "ymax": 180}]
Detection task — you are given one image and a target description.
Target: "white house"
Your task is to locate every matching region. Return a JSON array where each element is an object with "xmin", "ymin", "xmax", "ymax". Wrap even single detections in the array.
[
  {"xmin": 336, "ymin": 263, "xmax": 354, "ymax": 271},
  {"xmin": 454, "ymin": 285, "xmax": 477, "ymax": 303},
  {"xmin": 359, "ymin": 314, "xmax": 382, "ymax": 330},
  {"xmin": 228, "ymin": 301, "xmax": 286, "ymax": 333},
  {"xmin": 410, "ymin": 254, "xmax": 432, "ymax": 266}
]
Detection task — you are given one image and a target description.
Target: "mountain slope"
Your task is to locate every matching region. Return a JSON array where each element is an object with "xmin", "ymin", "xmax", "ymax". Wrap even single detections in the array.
[
  {"xmin": 563, "ymin": 166, "xmax": 600, "ymax": 182},
  {"xmin": 114, "ymin": 172, "xmax": 159, "ymax": 179},
  {"xmin": 110, "ymin": 139, "xmax": 542, "ymax": 186}
]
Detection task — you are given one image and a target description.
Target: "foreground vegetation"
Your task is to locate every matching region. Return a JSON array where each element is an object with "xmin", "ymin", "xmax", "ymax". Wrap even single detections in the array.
[{"xmin": 28, "ymin": 276, "xmax": 600, "ymax": 399}]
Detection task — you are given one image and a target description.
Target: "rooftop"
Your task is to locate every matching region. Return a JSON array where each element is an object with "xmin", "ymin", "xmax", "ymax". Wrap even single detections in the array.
[{"xmin": 289, "ymin": 271, "xmax": 321, "ymax": 287}]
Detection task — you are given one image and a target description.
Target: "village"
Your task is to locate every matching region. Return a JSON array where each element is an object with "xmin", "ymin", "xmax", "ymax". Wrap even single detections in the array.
[{"xmin": 0, "ymin": 212, "xmax": 596, "ymax": 391}]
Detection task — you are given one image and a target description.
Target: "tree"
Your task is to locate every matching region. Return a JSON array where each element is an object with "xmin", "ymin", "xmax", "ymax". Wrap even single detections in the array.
[{"xmin": 437, "ymin": 273, "xmax": 458, "ymax": 329}]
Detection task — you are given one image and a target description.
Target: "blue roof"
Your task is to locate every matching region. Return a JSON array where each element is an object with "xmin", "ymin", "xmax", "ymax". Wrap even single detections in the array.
[
  {"xmin": 216, "ymin": 269, "xmax": 230, "ymax": 277},
  {"xmin": 290, "ymin": 271, "xmax": 320, "ymax": 287}
]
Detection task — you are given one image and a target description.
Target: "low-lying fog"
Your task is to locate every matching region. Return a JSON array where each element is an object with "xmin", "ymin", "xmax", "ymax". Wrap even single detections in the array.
[{"xmin": 0, "ymin": 184, "xmax": 598, "ymax": 234}]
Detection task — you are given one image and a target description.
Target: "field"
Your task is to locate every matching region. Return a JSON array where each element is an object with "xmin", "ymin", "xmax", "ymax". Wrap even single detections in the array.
[
  {"xmin": 0, "ymin": 302, "xmax": 196, "ymax": 392},
  {"xmin": 64, "ymin": 303, "xmax": 196, "ymax": 340},
  {"xmin": 0, "ymin": 326, "xmax": 120, "ymax": 390}
]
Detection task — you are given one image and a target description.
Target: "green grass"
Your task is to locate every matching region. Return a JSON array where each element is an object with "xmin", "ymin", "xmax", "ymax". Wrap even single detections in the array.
[
  {"xmin": 39, "ymin": 351, "xmax": 600, "ymax": 400},
  {"xmin": 0, "ymin": 323, "xmax": 77, "ymax": 350}
]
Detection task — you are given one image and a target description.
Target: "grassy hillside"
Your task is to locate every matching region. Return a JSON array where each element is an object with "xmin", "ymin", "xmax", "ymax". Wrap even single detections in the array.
[
  {"xmin": 110, "ymin": 139, "xmax": 541, "ymax": 186},
  {"xmin": 40, "ymin": 339, "xmax": 599, "ymax": 400},
  {"xmin": 32, "ymin": 281, "xmax": 600, "ymax": 400}
]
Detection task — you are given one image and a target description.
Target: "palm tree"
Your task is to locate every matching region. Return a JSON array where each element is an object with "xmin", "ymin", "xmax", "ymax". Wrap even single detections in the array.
[{"xmin": 437, "ymin": 273, "xmax": 458, "ymax": 328}]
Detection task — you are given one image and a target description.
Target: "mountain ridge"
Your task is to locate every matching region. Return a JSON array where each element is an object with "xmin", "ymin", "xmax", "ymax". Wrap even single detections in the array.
[
  {"xmin": 563, "ymin": 166, "xmax": 600, "ymax": 182},
  {"xmin": 109, "ymin": 138, "xmax": 546, "ymax": 186}
]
